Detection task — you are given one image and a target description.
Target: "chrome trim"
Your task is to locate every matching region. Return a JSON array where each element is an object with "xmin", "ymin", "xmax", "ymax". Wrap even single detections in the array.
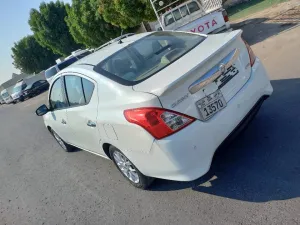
[{"xmin": 188, "ymin": 48, "xmax": 240, "ymax": 94}]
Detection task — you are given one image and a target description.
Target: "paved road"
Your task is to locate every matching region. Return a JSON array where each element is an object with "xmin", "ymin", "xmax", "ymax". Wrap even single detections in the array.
[{"xmin": 1, "ymin": 26, "xmax": 300, "ymax": 225}]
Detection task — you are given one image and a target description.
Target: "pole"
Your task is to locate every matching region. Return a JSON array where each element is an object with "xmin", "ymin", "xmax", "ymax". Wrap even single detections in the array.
[{"xmin": 149, "ymin": 0, "xmax": 165, "ymax": 31}]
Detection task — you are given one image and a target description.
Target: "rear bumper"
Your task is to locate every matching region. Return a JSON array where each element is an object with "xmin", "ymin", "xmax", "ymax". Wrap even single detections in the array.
[{"xmin": 133, "ymin": 58, "xmax": 273, "ymax": 181}]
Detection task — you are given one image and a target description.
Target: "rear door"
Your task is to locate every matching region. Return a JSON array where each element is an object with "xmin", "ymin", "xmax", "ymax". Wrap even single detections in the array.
[{"xmin": 63, "ymin": 74, "xmax": 103, "ymax": 155}]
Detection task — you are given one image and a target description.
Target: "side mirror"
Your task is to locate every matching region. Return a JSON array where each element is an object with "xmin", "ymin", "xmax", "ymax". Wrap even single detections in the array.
[{"xmin": 36, "ymin": 104, "xmax": 49, "ymax": 116}]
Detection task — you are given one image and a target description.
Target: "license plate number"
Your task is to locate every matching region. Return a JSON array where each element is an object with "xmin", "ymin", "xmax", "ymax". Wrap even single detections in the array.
[{"xmin": 196, "ymin": 90, "xmax": 227, "ymax": 121}]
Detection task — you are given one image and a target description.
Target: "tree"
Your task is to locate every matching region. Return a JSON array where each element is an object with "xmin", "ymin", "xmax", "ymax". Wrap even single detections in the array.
[
  {"xmin": 98, "ymin": 0, "xmax": 156, "ymax": 29},
  {"xmin": 65, "ymin": 0, "xmax": 122, "ymax": 48},
  {"xmin": 28, "ymin": 1, "xmax": 82, "ymax": 56},
  {"xmin": 11, "ymin": 36, "xmax": 58, "ymax": 74}
]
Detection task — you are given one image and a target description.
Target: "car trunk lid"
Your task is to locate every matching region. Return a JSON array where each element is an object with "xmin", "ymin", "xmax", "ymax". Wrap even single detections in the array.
[{"xmin": 133, "ymin": 30, "xmax": 252, "ymax": 120}]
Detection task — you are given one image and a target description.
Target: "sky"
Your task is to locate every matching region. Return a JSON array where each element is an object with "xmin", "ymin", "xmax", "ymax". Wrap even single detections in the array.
[{"xmin": 0, "ymin": 0, "xmax": 71, "ymax": 84}]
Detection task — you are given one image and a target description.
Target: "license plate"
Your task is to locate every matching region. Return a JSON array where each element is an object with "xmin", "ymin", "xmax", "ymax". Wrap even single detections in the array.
[{"xmin": 196, "ymin": 90, "xmax": 227, "ymax": 121}]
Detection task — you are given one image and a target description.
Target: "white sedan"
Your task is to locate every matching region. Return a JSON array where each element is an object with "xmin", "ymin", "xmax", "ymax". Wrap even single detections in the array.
[{"xmin": 36, "ymin": 31, "xmax": 273, "ymax": 189}]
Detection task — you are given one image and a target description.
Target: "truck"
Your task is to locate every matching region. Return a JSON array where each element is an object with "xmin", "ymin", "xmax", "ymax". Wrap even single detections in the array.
[{"xmin": 150, "ymin": 0, "xmax": 230, "ymax": 34}]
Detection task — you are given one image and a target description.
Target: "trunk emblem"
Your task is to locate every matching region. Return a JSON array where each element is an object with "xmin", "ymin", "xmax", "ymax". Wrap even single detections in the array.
[{"xmin": 188, "ymin": 48, "xmax": 240, "ymax": 94}]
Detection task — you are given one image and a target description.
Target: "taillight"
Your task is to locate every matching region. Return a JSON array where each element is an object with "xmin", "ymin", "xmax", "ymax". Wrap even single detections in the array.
[
  {"xmin": 124, "ymin": 108, "xmax": 196, "ymax": 139},
  {"xmin": 222, "ymin": 10, "xmax": 229, "ymax": 22},
  {"xmin": 243, "ymin": 39, "xmax": 256, "ymax": 67}
]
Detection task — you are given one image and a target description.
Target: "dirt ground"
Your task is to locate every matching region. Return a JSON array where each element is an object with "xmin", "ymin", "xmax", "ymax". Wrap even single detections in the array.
[{"xmin": 232, "ymin": 0, "xmax": 300, "ymax": 45}]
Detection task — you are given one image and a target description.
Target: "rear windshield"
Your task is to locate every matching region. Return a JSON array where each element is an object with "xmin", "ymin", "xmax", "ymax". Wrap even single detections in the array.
[
  {"xmin": 57, "ymin": 57, "xmax": 78, "ymax": 70},
  {"xmin": 45, "ymin": 67, "xmax": 58, "ymax": 79},
  {"xmin": 94, "ymin": 32, "xmax": 205, "ymax": 86}
]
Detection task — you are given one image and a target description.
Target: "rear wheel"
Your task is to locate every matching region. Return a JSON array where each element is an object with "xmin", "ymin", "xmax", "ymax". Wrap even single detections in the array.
[
  {"xmin": 51, "ymin": 129, "xmax": 74, "ymax": 152},
  {"xmin": 109, "ymin": 146, "xmax": 154, "ymax": 189}
]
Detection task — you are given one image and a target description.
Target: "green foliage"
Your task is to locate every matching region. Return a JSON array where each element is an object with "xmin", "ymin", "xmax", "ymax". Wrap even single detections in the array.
[
  {"xmin": 28, "ymin": 1, "xmax": 82, "ymax": 56},
  {"xmin": 99, "ymin": 0, "xmax": 156, "ymax": 29},
  {"xmin": 65, "ymin": 0, "xmax": 122, "ymax": 48},
  {"xmin": 11, "ymin": 36, "xmax": 58, "ymax": 74}
]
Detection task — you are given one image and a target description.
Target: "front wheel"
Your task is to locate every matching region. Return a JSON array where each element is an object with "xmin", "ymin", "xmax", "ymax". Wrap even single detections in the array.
[
  {"xmin": 109, "ymin": 146, "xmax": 154, "ymax": 189},
  {"xmin": 51, "ymin": 129, "xmax": 74, "ymax": 152}
]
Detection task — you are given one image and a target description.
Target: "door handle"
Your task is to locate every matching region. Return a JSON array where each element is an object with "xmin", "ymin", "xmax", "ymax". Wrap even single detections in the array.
[
  {"xmin": 87, "ymin": 120, "xmax": 96, "ymax": 127},
  {"xmin": 61, "ymin": 119, "xmax": 67, "ymax": 125}
]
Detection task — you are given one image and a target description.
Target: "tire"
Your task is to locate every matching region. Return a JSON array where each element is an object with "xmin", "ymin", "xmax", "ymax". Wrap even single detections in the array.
[
  {"xmin": 50, "ymin": 129, "xmax": 74, "ymax": 152},
  {"xmin": 109, "ymin": 146, "xmax": 154, "ymax": 189},
  {"xmin": 19, "ymin": 96, "xmax": 24, "ymax": 102}
]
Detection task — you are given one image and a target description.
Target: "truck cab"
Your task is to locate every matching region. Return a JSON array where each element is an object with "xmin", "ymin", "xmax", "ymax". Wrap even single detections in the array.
[{"xmin": 151, "ymin": 0, "xmax": 230, "ymax": 34}]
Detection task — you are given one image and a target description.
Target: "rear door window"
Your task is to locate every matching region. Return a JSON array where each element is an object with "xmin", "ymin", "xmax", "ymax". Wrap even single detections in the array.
[
  {"xmin": 82, "ymin": 78, "xmax": 95, "ymax": 104},
  {"xmin": 64, "ymin": 76, "xmax": 85, "ymax": 107}
]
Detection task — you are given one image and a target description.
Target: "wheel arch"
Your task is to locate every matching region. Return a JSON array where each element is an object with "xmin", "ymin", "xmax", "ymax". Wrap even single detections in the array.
[{"xmin": 102, "ymin": 143, "xmax": 112, "ymax": 159}]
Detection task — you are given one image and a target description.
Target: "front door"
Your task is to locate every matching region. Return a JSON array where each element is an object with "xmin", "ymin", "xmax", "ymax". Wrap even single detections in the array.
[
  {"xmin": 47, "ymin": 77, "xmax": 70, "ymax": 142},
  {"xmin": 63, "ymin": 74, "xmax": 103, "ymax": 155}
]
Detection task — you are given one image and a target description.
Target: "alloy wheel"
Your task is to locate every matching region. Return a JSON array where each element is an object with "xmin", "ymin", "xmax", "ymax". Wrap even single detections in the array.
[{"xmin": 113, "ymin": 151, "xmax": 140, "ymax": 184}]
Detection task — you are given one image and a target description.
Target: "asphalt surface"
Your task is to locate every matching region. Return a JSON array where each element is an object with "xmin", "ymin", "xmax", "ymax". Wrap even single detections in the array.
[{"xmin": 1, "ymin": 26, "xmax": 300, "ymax": 225}]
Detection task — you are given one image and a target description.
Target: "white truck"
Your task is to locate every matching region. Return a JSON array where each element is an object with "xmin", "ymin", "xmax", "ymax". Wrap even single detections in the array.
[{"xmin": 150, "ymin": 0, "xmax": 230, "ymax": 34}]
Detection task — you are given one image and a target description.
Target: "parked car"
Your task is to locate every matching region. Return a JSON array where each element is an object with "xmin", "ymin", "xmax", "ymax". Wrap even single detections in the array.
[
  {"xmin": 152, "ymin": 0, "xmax": 230, "ymax": 34},
  {"xmin": 1, "ymin": 89, "xmax": 14, "ymax": 104},
  {"xmin": 45, "ymin": 51, "xmax": 92, "ymax": 84},
  {"xmin": 36, "ymin": 31, "xmax": 273, "ymax": 189},
  {"xmin": 11, "ymin": 79, "xmax": 27, "ymax": 103},
  {"xmin": 22, "ymin": 80, "xmax": 49, "ymax": 99}
]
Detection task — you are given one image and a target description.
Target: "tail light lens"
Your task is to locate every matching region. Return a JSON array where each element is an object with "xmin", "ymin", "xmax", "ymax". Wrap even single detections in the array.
[
  {"xmin": 124, "ymin": 108, "xmax": 196, "ymax": 139},
  {"xmin": 243, "ymin": 39, "xmax": 256, "ymax": 67},
  {"xmin": 222, "ymin": 10, "xmax": 229, "ymax": 22}
]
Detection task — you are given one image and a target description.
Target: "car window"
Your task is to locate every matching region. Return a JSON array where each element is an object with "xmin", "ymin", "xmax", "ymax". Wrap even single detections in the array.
[
  {"xmin": 82, "ymin": 78, "xmax": 94, "ymax": 104},
  {"xmin": 94, "ymin": 32, "xmax": 205, "ymax": 86},
  {"xmin": 57, "ymin": 57, "xmax": 78, "ymax": 70},
  {"xmin": 173, "ymin": 9, "xmax": 182, "ymax": 21},
  {"xmin": 49, "ymin": 78, "xmax": 68, "ymax": 110},
  {"xmin": 13, "ymin": 85, "xmax": 22, "ymax": 94},
  {"xmin": 64, "ymin": 76, "xmax": 85, "ymax": 107},
  {"xmin": 164, "ymin": 13, "xmax": 175, "ymax": 26},
  {"xmin": 1, "ymin": 92, "xmax": 9, "ymax": 98},
  {"xmin": 22, "ymin": 83, "xmax": 27, "ymax": 90},
  {"xmin": 45, "ymin": 67, "xmax": 58, "ymax": 79},
  {"xmin": 188, "ymin": 1, "xmax": 200, "ymax": 14},
  {"xmin": 180, "ymin": 5, "xmax": 189, "ymax": 17}
]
